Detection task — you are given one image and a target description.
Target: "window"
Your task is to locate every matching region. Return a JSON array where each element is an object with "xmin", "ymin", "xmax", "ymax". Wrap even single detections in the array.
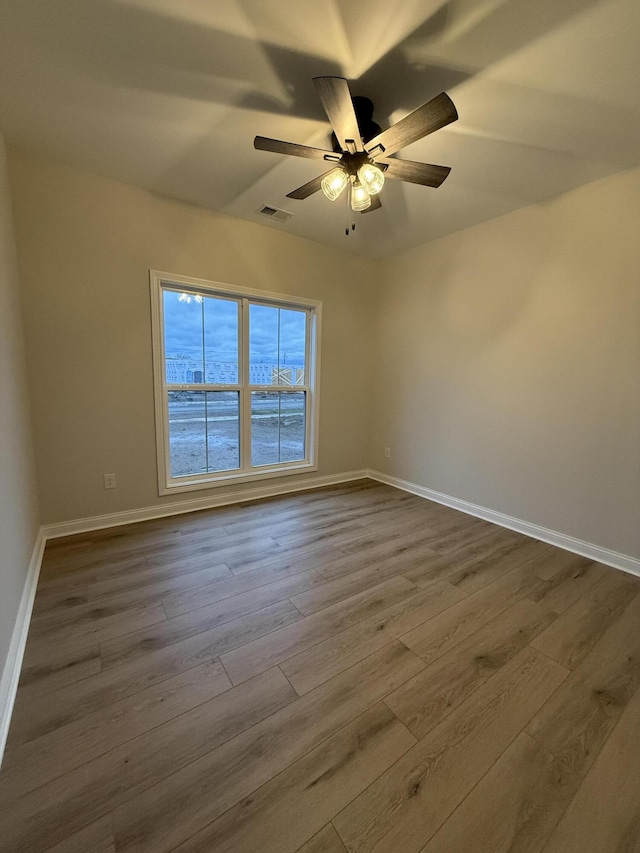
[{"xmin": 150, "ymin": 271, "xmax": 321, "ymax": 494}]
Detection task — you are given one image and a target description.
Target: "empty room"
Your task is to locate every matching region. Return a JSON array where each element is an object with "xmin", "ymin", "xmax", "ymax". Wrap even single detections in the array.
[{"xmin": 1, "ymin": 1, "xmax": 640, "ymax": 851}]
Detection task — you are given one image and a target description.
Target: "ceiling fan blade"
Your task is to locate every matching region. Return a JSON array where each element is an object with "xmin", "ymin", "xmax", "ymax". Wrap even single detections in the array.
[
  {"xmin": 254, "ymin": 136, "xmax": 336, "ymax": 161},
  {"xmin": 362, "ymin": 194, "xmax": 382, "ymax": 214},
  {"xmin": 366, "ymin": 92, "xmax": 458, "ymax": 158},
  {"xmin": 378, "ymin": 157, "xmax": 451, "ymax": 188},
  {"xmin": 313, "ymin": 77, "xmax": 364, "ymax": 152},
  {"xmin": 286, "ymin": 170, "xmax": 335, "ymax": 200}
]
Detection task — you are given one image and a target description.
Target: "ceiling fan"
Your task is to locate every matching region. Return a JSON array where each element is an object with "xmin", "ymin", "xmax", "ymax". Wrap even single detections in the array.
[{"xmin": 254, "ymin": 76, "xmax": 458, "ymax": 230}]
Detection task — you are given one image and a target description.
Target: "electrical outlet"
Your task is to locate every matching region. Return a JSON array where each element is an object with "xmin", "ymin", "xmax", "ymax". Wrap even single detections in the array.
[
  {"xmin": 104, "ymin": 473, "xmax": 117, "ymax": 489},
  {"xmin": 384, "ymin": 447, "xmax": 391, "ymax": 459}
]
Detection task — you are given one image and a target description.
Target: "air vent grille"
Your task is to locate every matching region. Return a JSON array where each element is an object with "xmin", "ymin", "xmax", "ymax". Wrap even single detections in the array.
[{"xmin": 257, "ymin": 205, "xmax": 293, "ymax": 223}]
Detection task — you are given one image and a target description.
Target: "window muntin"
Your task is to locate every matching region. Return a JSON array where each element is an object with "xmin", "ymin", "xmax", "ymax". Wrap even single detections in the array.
[{"xmin": 151, "ymin": 272, "xmax": 320, "ymax": 494}]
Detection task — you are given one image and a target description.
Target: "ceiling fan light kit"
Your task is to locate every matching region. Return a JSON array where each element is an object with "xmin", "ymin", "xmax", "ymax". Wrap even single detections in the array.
[
  {"xmin": 358, "ymin": 162, "xmax": 385, "ymax": 195},
  {"xmin": 254, "ymin": 76, "xmax": 458, "ymax": 231},
  {"xmin": 350, "ymin": 178, "xmax": 372, "ymax": 211},
  {"xmin": 321, "ymin": 168, "xmax": 349, "ymax": 201},
  {"xmin": 320, "ymin": 161, "xmax": 384, "ymax": 210}
]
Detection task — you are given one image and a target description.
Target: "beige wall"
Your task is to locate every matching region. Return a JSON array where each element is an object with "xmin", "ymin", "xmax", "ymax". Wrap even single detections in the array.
[
  {"xmin": 372, "ymin": 167, "xmax": 640, "ymax": 558},
  {"xmin": 7, "ymin": 147, "xmax": 640, "ymax": 561},
  {"xmin": 0, "ymin": 135, "xmax": 40, "ymax": 675},
  {"xmin": 9, "ymin": 150, "xmax": 377, "ymax": 524}
]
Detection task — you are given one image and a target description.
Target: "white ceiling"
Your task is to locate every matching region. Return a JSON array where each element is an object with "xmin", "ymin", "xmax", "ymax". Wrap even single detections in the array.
[{"xmin": 1, "ymin": 0, "xmax": 639, "ymax": 258}]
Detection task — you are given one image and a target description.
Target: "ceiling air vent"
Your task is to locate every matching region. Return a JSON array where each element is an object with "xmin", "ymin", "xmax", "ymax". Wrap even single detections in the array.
[{"xmin": 257, "ymin": 205, "xmax": 293, "ymax": 223}]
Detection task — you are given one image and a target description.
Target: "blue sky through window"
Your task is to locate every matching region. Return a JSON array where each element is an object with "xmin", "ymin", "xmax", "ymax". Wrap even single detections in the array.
[{"xmin": 163, "ymin": 289, "xmax": 306, "ymax": 384}]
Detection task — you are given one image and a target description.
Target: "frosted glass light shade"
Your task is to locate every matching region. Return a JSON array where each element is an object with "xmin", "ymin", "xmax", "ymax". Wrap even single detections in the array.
[
  {"xmin": 321, "ymin": 168, "xmax": 349, "ymax": 201},
  {"xmin": 358, "ymin": 163, "xmax": 385, "ymax": 195},
  {"xmin": 351, "ymin": 180, "xmax": 371, "ymax": 211}
]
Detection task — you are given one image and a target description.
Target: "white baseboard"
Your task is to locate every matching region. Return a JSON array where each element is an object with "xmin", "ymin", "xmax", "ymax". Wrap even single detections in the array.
[
  {"xmin": 368, "ymin": 470, "xmax": 640, "ymax": 578},
  {"xmin": 42, "ymin": 470, "xmax": 369, "ymax": 540},
  {"xmin": 0, "ymin": 529, "xmax": 46, "ymax": 766}
]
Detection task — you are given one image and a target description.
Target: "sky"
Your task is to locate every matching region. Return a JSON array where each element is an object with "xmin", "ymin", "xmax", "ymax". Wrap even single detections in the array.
[{"xmin": 163, "ymin": 290, "xmax": 306, "ymax": 368}]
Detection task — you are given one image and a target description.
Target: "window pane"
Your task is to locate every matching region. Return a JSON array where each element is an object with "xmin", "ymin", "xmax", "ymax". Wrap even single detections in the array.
[
  {"xmin": 163, "ymin": 291, "xmax": 204, "ymax": 384},
  {"xmin": 280, "ymin": 391, "xmax": 306, "ymax": 462},
  {"xmin": 249, "ymin": 304, "xmax": 306, "ymax": 386},
  {"xmin": 168, "ymin": 391, "xmax": 241, "ymax": 477},
  {"xmin": 251, "ymin": 391, "xmax": 306, "ymax": 466},
  {"xmin": 168, "ymin": 391, "xmax": 206, "ymax": 477},
  {"xmin": 251, "ymin": 391, "xmax": 279, "ymax": 466},
  {"xmin": 204, "ymin": 297, "xmax": 239, "ymax": 384},
  {"xmin": 249, "ymin": 304, "xmax": 278, "ymax": 386},
  {"xmin": 279, "ymin": 309, "xmax": 306, "ymax": 385},
  {"xmin": 206, "ymin": 391, "xmax": 240, "ymax": 471}
]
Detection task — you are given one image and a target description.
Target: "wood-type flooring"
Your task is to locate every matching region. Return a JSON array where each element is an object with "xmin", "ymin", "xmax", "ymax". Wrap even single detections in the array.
[{"xmin": 2, "ymin": 479, "xmax": 640, "ymax": 852}]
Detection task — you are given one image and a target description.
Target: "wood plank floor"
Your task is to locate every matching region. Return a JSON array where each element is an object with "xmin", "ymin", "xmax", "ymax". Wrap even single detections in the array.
[{"xmin": 2, "ymin": 479, "xmax": 640, "ymax": 852}]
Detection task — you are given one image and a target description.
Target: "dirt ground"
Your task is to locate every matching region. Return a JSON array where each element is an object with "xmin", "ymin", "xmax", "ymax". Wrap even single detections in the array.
[{"xmin": 168, "ymin": 412, "xmax": 305, "ymax": 477}]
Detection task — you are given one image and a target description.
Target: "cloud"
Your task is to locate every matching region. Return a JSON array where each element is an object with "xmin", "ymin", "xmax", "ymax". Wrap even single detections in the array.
[{"xmin": 163, "ymin": 290, "xmax": 306, "ymax": 366}]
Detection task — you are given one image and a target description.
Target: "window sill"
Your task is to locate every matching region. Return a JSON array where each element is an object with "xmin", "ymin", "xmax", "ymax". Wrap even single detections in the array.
[{"xmin": 159, "ymin": 461, "xmax": 318, "ymax": 496}]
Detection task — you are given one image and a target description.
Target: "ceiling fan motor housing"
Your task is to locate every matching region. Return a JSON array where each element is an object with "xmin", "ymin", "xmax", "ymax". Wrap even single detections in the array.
[
  {"xmin": 337, "ymin": 150, "xmax": 387, "ymax": 178},
  {"xmin": 331, "ymin": 96, "xmax": 382, "ymax": 152}
]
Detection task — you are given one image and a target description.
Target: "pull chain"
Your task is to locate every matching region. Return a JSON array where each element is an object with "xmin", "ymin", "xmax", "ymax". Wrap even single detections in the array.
[
  {"xmin": 345, "ymin": 182, "xmax": 350, "ymax": 236},
  {"xmin": 344, "ymin": 181, "xmax": 357, "ymax": 235}
]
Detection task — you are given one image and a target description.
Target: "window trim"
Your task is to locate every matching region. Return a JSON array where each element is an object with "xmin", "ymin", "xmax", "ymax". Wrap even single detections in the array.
[{"xmin": 150, "ymin": 270, "xmax": 322, "ymax": 495}]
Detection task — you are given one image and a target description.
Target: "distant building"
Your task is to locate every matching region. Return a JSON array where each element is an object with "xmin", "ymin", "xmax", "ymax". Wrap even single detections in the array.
[
  {"xmin": 166, "ymin": 355, "xmax": 304, "ymax": 385},
  {"xmin": 250, "ymin": 363, "xmax": 272, "ymax": 384},
  {"xmin": 271, "ymin": 367, "xmax": 305, "ymax": 385},
  {"xmin": 165, "ymin": 358, "xmax": 188, "ymax": 383},
  {"xmin": 207, "ymin": 363, "xmax": 238, "ymax": 384}
]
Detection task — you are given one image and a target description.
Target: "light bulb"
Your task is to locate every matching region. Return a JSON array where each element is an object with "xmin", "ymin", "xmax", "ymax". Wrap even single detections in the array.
[
  {"xmin": 321, "ymin": 168, "xmax": 349, "ymax": 201},
  {"xmin": 350, "ymin": 180, "xmax": 371, "ymax": 212},
  {"xmin": 357, "ymin": 163, "xmax": 385, "ymax": 195}
]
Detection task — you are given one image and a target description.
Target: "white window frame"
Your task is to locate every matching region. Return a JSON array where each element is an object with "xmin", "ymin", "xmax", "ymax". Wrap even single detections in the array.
[{"xmin": 150, "ymin": 270, "xmax": 322, "ymax": 495}]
